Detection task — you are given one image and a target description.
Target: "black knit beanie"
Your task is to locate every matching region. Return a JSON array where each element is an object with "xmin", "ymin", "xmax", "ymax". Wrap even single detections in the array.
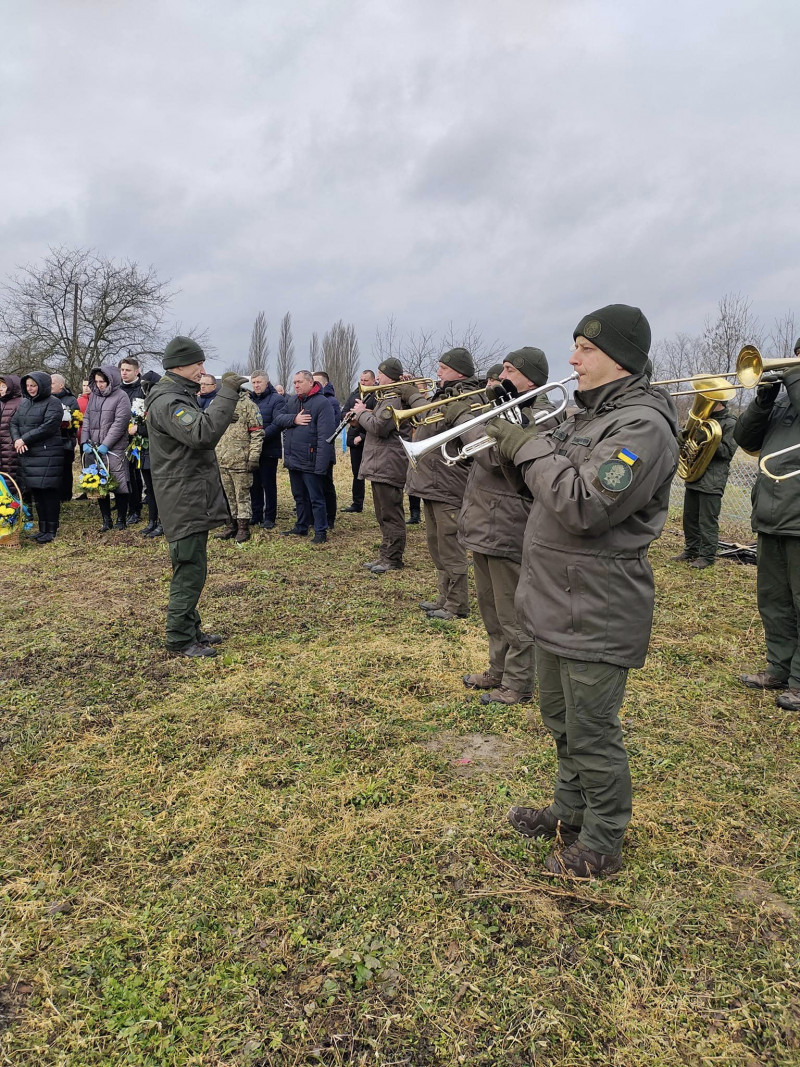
[
  {"xmin": 573, "ymin": 305, "xmax": 651, "ymax": 374},
  {"xmin": 378, "ymin": 358, "xmax": 403, "ymax": 381},
  {"xmin": 504, "ymin": 347, "xmax": 549, "ymax": 387},
  {"xmin": 163, "ymin": 336, "xmax": 205, "ymax": 370},
  {"xmin": 439, "ymin": 347, "xmax": 475, "ymax": 378},
  {"xmin": 794, "ymin": 336, "xmax": 800, "ymax": 355}
]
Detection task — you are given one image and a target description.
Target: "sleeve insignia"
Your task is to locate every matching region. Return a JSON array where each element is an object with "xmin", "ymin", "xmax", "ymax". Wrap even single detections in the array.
[
  {"xmin": 583, "ymin": 319, "xmax": 602, "ymax": 338},
  {"xmin": 174, "ymin": 408, "xmax": 197, "ymax": 426},
  {"xmin": 597, "ymin": 458, "xmax": 633, "ymax": 492}
]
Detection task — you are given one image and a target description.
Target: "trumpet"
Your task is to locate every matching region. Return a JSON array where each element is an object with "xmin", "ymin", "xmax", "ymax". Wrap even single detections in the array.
[
  {"xmin": 358, "ymin": 377, "xmax": 436, "ymax": 400},
  {"xmin": 759, "ymin": 443, "xmax": 800, "ymax": 483},
  {"xmin": 387, "ymin": 386, "xmax": 489, "ymax": 429},
  {"xmin": 402, "ymin": 373, "xmax": 578, "ymax": 470}
]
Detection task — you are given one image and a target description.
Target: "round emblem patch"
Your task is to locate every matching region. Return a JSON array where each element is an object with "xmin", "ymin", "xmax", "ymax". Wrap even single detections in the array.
[
  {"xmin": 583, "ymin": 319, "xmax": 602, "ymax": 339},
  {"xmin": 597, "ymin": 459, "xmax": 632, "ymax": 492}
]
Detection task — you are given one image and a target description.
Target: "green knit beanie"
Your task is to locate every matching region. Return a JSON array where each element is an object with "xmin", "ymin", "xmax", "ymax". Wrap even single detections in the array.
[
  {"xmin": 485, "ymin": 363, "xmax": 504, "ymax": 381},
  {"xmin": 504, "ymin": 347, "xmax": 549, "ymax": 387},
  {"xmin": 378, "ymin": 357, "xmax": 403, "ymax": 381},
  {"xmin": 794, "ymin": 336, "xmax": 800, "ymax": 355},
  {"xmin": 439, "ymin": 347, "xmax": 475, "ymax": 378},
  {"xmin": 573, "ymin": 305, "xmax": 651, "ymax": 374},
  {"xmin": 163, "ymin": 336, "xmax": 205, "ymax": 370}
]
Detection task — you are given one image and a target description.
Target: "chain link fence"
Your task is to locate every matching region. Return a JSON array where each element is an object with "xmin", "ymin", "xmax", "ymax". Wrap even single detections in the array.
[{"xmin": 669, "ymin": 453, "xmax": 757, "ymax": 541}]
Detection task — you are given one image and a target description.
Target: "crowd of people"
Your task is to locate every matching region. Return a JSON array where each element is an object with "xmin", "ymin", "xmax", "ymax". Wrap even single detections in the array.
[{"xmin": 2, "ymin": 310, "xmax": 799, "ymax": 880}]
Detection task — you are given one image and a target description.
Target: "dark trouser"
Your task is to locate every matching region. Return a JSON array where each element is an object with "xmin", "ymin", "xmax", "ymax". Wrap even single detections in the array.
[
  {"xmin": 349, "ymin": 445, "xmax": 365, "ymax": 508},
  {"xmin": 757, "ymin": 533, "xmax": 800, "ymax": 688},
  {"xmin": 166, "ymin": 531, "xmax": 209, "ymax": 650},
  {"xmin": 142, "ymin": 467, "xmax": 158, "ymax": 523},
  {"xmin": 472, "ymin": 551, "xmax": 535, "ymax": 692},
  {"xmin": 682, "ymin": 487, "xmax": 722, "ymax": 561},
  {"xmin": 371, "ymin": 481, "xmax": 406, "ymax": 565},
  {"xmin": 408, "ymin": 494, "xmax": 421, "ymax": 520},
  {"xmin": 288, "ymin": 469, "xmax": 328, "ymax": 533},
  {"xmin": 60, "ymin": 445, "xmax": 75, "ymax": 502},
  {"xmin": 99, "ymin": 493, "xmax": 129, "ymax": 525},
  {"xmin": 322, "ymin": 462, "xmax": 337, "ymax": 528},
  {"xmin": 126, "ymin": 460, "xmax": 143, "ymax": 515},
  {"xmin": 537, "ymin": 647, "xmax": 631, "ymax": 856},
  {"xmin": 250, "ymin": 455, "xmax": 279, "ymax": 523},
  {"xmin": 32, "ymin": 487, "xmax": 61, "ymax": 526},
  {"xmin": 423, "ymin": 499, "xmax": 469, "ymax": 615}
]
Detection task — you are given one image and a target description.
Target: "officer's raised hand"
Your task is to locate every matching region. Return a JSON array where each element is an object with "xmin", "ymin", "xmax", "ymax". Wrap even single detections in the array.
[{"xmin": 221, "ymin": 372, "xmax": 248, "ymax": 392}]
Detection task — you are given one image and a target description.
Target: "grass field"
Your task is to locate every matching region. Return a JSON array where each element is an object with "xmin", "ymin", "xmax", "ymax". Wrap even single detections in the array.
[{"xmin": 1, "ymin": 465, "xmax": 798, "ymax": 1067}]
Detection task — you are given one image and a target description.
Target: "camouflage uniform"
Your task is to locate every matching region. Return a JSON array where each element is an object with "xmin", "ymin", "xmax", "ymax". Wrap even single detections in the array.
[{"xmin": 215, "ymin": 394, "xmax": 264, "ymax": 520}]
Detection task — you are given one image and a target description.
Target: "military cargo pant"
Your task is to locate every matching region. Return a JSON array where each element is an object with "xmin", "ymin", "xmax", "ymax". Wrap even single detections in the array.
[
  {"xmin": 220, "ymin": 468, "xmax": 253, "ymax": 520},
  {"xmin": 166, "ymin": 531, "xmax": 209, "ymax": 651},
  {"xmin": 536, "ymin": 647, "xmax": 631, "ymax": 855},
  {"xmin": 757, "ymin": 533, "xmax": 800, "ymax": 687},
  {"xmin": 682, "ymin": 487, "xmax": 722, "ymax": 562},
  {"xmin": 371, "ymin": 482, "xmax": 406, "ymax": 565},
  {"xmin": 423, "ymin": 499, "xmax": 469, "ymax": 615},
  {"xmin": 473, "ymin": 552, "xmax": 535, "ymax": 692}
]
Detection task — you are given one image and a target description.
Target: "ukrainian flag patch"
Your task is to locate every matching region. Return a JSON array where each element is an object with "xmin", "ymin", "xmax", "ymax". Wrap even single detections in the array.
[{"xmin": 617, "ymin": 448, "xmax": 638, "ymax": 465}]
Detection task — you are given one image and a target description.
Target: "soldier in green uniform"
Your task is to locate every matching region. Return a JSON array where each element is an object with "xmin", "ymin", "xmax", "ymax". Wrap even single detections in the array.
[
  {"xmin": 487, "ymin": 305, "xmax": 679, "ymax": 878},
  {"xmin": 674, "ymin": 397, "xmax": 738, "ymax": 569},
  {"xmin": 214, "ymin": 392, "xmax": 264, "ymax": 544},
  {"xmin": 734, "ymin": 342, "xmax": 800, "ymax": 712},
  {"xmin": 145, "ymin": 336, "xmax": 246, "ymax": 658}
]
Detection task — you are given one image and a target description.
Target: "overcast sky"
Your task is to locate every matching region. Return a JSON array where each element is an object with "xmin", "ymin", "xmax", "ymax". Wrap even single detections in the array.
[{"xmin": 1, "ymin": 0, "xmax": 798, "ymax": 378}]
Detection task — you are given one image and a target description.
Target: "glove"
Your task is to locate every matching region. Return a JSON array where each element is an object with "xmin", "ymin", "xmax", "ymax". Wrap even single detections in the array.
[
  {"xmin": 393, "ymin": 381, "xmax": 425, "ymax": 403},
  {"xmin": 757, "ymin": 380, "xmax": 781, "ymax": 406},
  {"xmin": 221, "ymin": 372, "xmax": 248, "ymax": 391},
  {"xmin": 82, "ymin": 443, "xmax": 92, "ymax": 454},
  {"xmin": 439, "ymin": 396, "xmax": 475, "ymax": 428},
  {"xmin": 97, "ymin": 444, "xmax": 109, "ymax": 455},
  {"xmin": 485, "ymin": 418, "xmax": 539, "ymax": 463}
]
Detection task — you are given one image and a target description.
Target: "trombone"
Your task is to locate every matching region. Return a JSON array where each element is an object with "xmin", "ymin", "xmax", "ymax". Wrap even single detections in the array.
[
  {"xmin": 358, "ymin": 377, "xmax": 435, "ymax": 400},
  {"xmin": 759, "ymin": 444, "xmax": 800, "ymax": 483},
  {"xmin": 402, "ymin": 373, "xmax": 578, "ymax": 469},
  {"xmin": 652, "ymin": 346, "xmax": 800, "ymax": 395},
  {"xmin": 387, "ymin": 386, "xmax": 489, "ymax": 429}
]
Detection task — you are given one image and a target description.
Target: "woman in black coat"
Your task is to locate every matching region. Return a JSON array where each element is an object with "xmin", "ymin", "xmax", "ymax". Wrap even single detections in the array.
[
  {"xmin": 9, "ymin": 371, "xmax": 65, "ymax": 543},
  {"xmin": 0, "ymin": 374, "xmax": 24, "ymax": 483}
]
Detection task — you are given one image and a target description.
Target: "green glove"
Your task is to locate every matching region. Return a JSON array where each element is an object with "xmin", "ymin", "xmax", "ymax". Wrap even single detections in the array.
[
  {"xmin": 221, "ymin": 372, "xmax": 248, "ymax": 391},
  {"xmin": 393, "ymin": 381, "xmax": 426, "ymax": 404},
  {"xmin": 439, "ymin": 396, "xmax": 475, "ymax": 428},
  {"xmin": 485, "ymin": 417, "xmax": 539, "ymax": 463}
]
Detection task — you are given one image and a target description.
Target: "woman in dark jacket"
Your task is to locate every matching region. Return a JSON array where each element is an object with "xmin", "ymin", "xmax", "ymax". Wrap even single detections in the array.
[
  {"xmin": 0, "ymin": 374, "xmax": 24, "ymax": 483},
  {"xmin": 81, "ymin": 364, "xmax": 132, "ymax": 532},
  {"xmin": 9, "ymin": 371, "xmax": 65, "ymax": 543}
]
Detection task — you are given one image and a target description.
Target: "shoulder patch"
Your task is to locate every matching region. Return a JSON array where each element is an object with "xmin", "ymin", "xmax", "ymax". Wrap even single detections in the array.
[
  {"xmin": 174, "ymin": 408, "xmax": 198, "ymax": 426},
  {"xmin": 596, "ymin": 458, "xmax": 633, "ymax": 492}
]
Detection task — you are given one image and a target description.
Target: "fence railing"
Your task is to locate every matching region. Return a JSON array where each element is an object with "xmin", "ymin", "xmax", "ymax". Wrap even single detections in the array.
[{"xmin": 669, "ymin": 454, "xmax": 757, "ymax": 539}]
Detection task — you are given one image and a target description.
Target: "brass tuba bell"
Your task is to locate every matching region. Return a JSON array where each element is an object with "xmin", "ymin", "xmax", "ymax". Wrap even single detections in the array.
[{"xmin": 677, "ymin": 376, "xmax": 737, "ymax": 483}]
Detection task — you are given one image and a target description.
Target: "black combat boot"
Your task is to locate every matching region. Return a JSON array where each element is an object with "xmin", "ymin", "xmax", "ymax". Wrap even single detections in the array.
[{"xmin": 215, "ymin": 523, "xmax": 237, "ymax": 540}]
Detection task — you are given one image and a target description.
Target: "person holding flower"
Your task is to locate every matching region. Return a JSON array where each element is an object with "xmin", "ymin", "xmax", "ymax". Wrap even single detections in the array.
[
  {"xmin": 81, "ymin": 365, "xmax": 131, "ymax": 532},
  {"xmin": 0, "ymin": 375, "xmax": 24, "ymax": 484},
  {"xmin": 9, "ymin": 371, "xmax": 65, "ymax": 543}
]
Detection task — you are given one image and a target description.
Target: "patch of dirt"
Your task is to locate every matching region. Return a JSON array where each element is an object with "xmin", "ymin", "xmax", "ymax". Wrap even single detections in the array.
[
  {"xmin": 424, "ymin": 731, "xmax": 523, "ymax": 777},
  {"xmin": 0, "ymin": 978, "xmax": 33, "ymax": 1032},
  {"xmin": 733, "ymin": 878, "xmax": 796, "ymax": 925}
]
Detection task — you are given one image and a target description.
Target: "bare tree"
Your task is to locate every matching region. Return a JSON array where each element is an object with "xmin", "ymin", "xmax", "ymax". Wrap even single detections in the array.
[
  {"xmin": 649, "ymin": 332, "xmax": 705, "ymax": 383},
  {"xmin": 769, "ymin": 311, "xmax": 798, "ymax": 359},
  {"xmin": 309, "ymin": 331, "xmax": 321, "ymax": 371},
  {"xmin": 275, "ymin": 312, "xmax": 295, "ymax": 392},
  {"xmin": 702, "ymin": 292, "xmax": 762, "ymax": 377},
  {"xmin": 248, "ymin": 312, "xmax": 269, "ymax": 375},
  {"xmin": 322, "ymin": 320, "xmax": 360, "ymax": 401},
  {"xmin": 441, "ymin": 320, "xmax": 505, "ymax": 371},
  {"xmin": 0, "ymin": 245, "xmax": 174, "ymax": 384},
  {"xmin": 372, "ymin": 315, "xmax": 400, "ymax": 363},
  {"xmin": 400, "ymin": 328, "xmax": 438, "ymax": 378}
]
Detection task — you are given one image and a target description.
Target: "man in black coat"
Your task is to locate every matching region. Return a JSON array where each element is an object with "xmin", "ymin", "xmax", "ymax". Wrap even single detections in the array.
[
  {"xmin": 274, "ymin": 370, "xmax": 335, "ymax": 544},
  {"xmin": 50, "ymin": 373, "xmax": 80, "ymax": 502},
  {"xmin": 119, "ymin": 355, "xmax": 145, "ymax": 524},
  {"xmin": 340, "ymin": 369, "xmax": 376, "ymax": 513},
  {"xmin": 249, "ymin": 370, "xmax": 286, "ymax": 529}
]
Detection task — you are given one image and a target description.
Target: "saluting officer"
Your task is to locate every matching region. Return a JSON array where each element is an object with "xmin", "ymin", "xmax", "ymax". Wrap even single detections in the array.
[
  {"xmin": 145, "ymin": 336, "xmax": 245, "ymax": 658},
  {"xmin": 487, "ymin": 305, "xmax": 679, "ymax": 878}
]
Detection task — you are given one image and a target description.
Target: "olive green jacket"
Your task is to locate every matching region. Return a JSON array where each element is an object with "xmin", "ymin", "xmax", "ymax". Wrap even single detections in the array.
[
  {"xmin": 513, "ymin": 375, "xmax": 679, "ymax": 669},
  {"xmin": 145, "ymin": 372, "xmax": 239, "ymax": 542},
  {"xmin": 405, "ymin": 377, "xmax": 482, "ymax": 506},
  {"xmin": 356, "ymin": 390, "xmax": 423, "ymax": 489},
  {"xmin": 734, "ymin": 374, "xmax": 800, "ymax": 536}
]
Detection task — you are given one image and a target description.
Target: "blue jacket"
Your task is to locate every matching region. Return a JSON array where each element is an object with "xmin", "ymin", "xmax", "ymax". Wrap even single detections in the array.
[
  {"xmin": 274, "ymin": 385, "xmax": 335, "ymax": 474},
  {"xmin": 198, "ymin": 389, "xmax": 218, "ymax": 411},
  {"xmin": 321, "ymin": 382, "xmax": 342, "ymax": 426},
  {"xmin": 249, "ymin": 383, "xmax": 287, "ymax": 459}
]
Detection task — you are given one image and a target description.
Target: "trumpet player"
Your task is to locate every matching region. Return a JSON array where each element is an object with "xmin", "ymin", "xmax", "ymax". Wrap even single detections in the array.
[
  {"xmin": 734, "ymin": 340, "xmax": 800, "ymax": 712},
  {"xmin": 406, "ymin": 348, "xmax": 482, "ymax": 620},
  {"xmin": 351, "ymin": 359, "xmax": 427, "ymax": 574},
  {"xmin": 459, "ymin": 347, "xmax": 559, "ymax": 704},
  {"xmin": 674, "ymin": 395, "xmax": 738, "ymax": 569},
  {"xmin": 487, "ymin": 305, "xmax": 679, "ymax": 878}
]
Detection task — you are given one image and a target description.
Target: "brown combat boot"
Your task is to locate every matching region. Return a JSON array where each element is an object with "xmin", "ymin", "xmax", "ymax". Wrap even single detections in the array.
[
  {"xmin": 507, "ymin": 806, "xmax": 581, "ymax": 844},
  {"xmin": 480, "ymin": 685, "xmax": 532, "ymax": 705},
  {"xmin": 776, "ymin": 687, "xmax": 800, "ymax": 711},
  {"xmin": 234, "ymin": 519, "xmax": 250, "ymax": 543},
  {"xmin": 544, "ymin": 841, "xmax": 623, "ymax": 879},
  {"xmin": 215, "ymin": 523, "xmax": 237, "ymax": 540},
  {"xmin": 739, "ymin": 671, "xmax": 788, "ymax": 690},
  {"xmin": 463, "ymin": 671, "xmax": 502, "ymax": 690}
]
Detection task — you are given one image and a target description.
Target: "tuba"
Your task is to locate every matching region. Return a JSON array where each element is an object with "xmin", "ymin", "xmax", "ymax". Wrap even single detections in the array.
[{"xmin": 677, "ymin": 376, "xmax": 737, "ymax": 482}]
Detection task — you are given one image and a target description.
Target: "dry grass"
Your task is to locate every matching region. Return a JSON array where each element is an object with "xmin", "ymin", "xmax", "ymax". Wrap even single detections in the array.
[{"xmin": 1, "ymin": 465, "xmax": 798, "ymax": 1066}]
